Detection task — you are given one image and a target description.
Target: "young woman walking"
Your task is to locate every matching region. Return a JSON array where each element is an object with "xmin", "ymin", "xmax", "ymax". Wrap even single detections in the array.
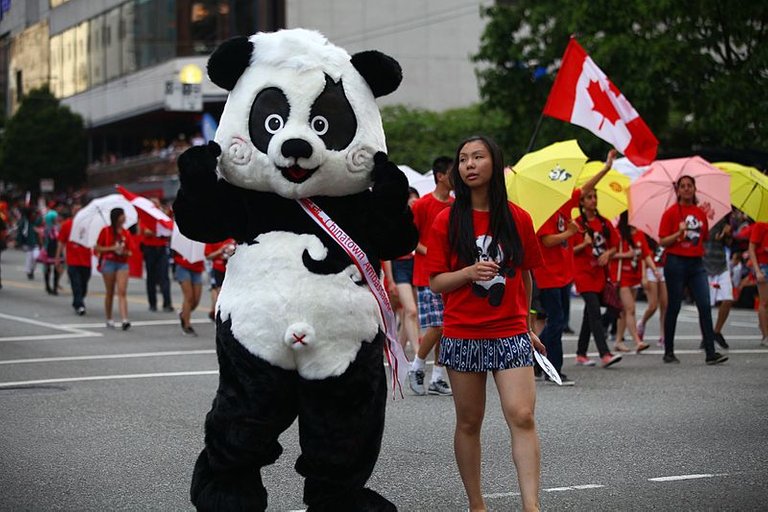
[
  {"xmin": 426, "ymin": 135, "xmax": 545, "ymax": 512},
  {"xmin": 95, "ymin": 208, "xmax": 132, "ymax": 330},
  {"xmin": 658, "ymin": 175, "xmax": 727, "ymax": 364}
]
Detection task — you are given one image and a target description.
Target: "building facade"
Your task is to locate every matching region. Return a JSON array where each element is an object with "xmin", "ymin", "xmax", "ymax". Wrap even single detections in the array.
[{"xmin": 0, "ymin": 0, "xmax": 489, "ymax": 195}]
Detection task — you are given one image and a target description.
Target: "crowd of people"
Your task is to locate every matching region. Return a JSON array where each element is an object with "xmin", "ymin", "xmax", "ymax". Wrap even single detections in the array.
[
  {"xmin": 1, "ymin": 138, "xmax": 767, "ymax": 512},
  {"xmin": 0, "ymin": 193, "xmax": 235, "ymax": 335}
]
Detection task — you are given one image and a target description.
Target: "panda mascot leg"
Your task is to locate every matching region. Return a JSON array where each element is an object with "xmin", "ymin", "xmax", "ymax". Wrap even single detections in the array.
[
  {"xmin": 295, "ymin": 332, "xmax": 393, "ymax": 511},
  {"xmin": 191, "ymin": 319, "xmax": 395, "ymax": 512}
]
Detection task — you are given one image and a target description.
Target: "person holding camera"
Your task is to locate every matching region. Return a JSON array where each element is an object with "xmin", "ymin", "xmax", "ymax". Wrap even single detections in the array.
[{"xmin": 95, "ymin": 207, "xmax": 132, "ymax": 330}]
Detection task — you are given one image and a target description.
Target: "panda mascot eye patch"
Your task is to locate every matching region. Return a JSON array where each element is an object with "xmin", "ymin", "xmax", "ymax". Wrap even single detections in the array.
[
  {"xmin": 248, "ymin": 87, "xmax": 290, "ymax": 154},
  {"xmin": 308, "ymin": 75, "xmax": 358, "ymax": 151}
]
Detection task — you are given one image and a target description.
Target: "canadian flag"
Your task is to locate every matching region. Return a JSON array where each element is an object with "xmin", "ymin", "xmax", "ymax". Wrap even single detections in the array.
[
  {"xmin": 116, "ymin": 185, "xmax": 173, "ymax": 236},
  {"xmin": 543, "ymin": 38, "xmax": 658, "ymax": 166}
]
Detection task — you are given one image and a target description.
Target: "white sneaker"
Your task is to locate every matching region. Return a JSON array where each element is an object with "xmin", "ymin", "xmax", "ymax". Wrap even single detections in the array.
[
  {"xmin": 428, "ymin": 379, "xmax": 452, "ymax": 396},
  {"xmin": 407, "ymin": 369, "xmax": 426, "ymax": 395},
  {"xmin": 761, "ymin": 336, "xmax": 768, "ymax": 347},
  {"xmin": 106, "ymin": 320, "xmax": 116, "ymax": 329}
]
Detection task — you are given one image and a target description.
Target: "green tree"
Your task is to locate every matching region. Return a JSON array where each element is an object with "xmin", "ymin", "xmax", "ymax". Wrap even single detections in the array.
[
  {"xmin": 382, "ymin": 104, "xmax": 509, "ymax": 172},
  {"xmin": 475, "ymin": 1, "xmax": 768, "ymax": 159},
  {"xmin": 0, "ymin": 87, "xmax": 87, "ymax": 190}
]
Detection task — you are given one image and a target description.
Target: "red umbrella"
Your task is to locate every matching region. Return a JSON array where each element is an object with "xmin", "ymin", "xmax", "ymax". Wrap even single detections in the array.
[
  {"xmin": 628, "ymin": 156, "xmax": 731, "ymax": 241},
  {"xmin": 116, "ymin": 185, "xmax": 173, "ymax": 236}
]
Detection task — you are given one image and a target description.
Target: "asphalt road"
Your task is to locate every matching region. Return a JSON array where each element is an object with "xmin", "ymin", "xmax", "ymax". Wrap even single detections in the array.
[{"xmin": 1, "ymin": 248, "xmax": 766, "ymax": 511}]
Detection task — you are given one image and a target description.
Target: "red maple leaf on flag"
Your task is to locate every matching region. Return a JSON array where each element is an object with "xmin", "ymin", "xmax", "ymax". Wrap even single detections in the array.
[{"xmin": 587, "ymin": 80, "xmax": 621, "ymax": 129}]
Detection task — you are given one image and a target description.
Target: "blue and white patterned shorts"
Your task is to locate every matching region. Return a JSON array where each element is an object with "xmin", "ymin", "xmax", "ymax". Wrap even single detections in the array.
[
  {"xmin": 438, "ymin": 333, "xmax": 534, "ymax": 372},
  {"xmin": 417, "ymin": 286, "xmax": 444, "ymax": 329}
]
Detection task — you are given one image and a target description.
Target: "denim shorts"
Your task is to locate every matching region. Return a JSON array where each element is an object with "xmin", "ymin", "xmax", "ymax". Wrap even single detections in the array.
[
  {"xmin": 175, "ymin": 266, "xmax": 202, "ymax": 285},
  {"xmin": 391, "ymin": 258, "xmax": 414, "ymax": 284},
  {"xmin": 101, "ymin": 260, "xmax": 128, "ymax": 274},
  {"xmin": 417, "ymin": 286, "xmax": 444, "ymax": 329},
  {"xmin": 438, "ymin": 333, "xmax": 534, "ymax": 372}
]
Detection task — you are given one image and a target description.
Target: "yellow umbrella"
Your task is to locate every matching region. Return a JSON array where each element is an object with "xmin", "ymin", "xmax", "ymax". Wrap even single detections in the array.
[
  {"xmin": 570, "ymin": 161, "xmax": 630, "ymax": 221},
  {"xmin": 505, "ymin": 140, "xmax": 587, "ymax": 230},
  {"xmin": 713, "ymin": 162, "xmax": 768, "ymax": 222}
]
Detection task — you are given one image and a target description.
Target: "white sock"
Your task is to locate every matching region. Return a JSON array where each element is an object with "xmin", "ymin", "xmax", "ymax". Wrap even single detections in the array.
[
  {"xmin": 431, "ymin": 365, "xmax": 445, "ymax": 382},
  {"xmin": 411, "ymin": 356, "xmax": 426, "ymax": 372}
]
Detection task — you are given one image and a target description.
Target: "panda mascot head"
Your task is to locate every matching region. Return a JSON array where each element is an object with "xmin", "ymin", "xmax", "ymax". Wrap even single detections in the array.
[{"xmin": 207, "ymin": 28, "xmax": 402, "ymax": 198}]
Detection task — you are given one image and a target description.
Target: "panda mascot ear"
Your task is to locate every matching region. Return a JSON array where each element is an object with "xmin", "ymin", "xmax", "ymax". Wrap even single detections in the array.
[
  {"xmin": 207, "ymin": 36, "xmax": 254, "ymax": 91},
  {"xmin": 351, "ymin": 50, "xmax": 402, "ymax": 98}
]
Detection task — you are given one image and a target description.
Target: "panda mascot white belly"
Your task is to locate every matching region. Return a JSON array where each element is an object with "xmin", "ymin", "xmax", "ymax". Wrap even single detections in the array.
[{"xmin": 173, "ymin": 29, "xmax": 417, "ymax": 512}]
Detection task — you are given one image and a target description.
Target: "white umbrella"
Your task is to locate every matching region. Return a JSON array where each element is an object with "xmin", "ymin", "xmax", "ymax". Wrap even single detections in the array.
[
  {"xmin": 398, "ymin": 166, "xmax": 436, "ymax": 198},
  {"xmin": 171, "ymin": 221, "xmax": 206, "ymax": 263},
  {"xmin": 70, "ymin": 194, "xmax": 138, "ymax": 247}
]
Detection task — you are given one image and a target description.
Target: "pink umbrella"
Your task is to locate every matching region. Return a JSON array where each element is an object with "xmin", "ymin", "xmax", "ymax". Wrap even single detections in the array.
[{"xmin": 628, "ymin": 156, "xmax": 731, "ymax": 241}]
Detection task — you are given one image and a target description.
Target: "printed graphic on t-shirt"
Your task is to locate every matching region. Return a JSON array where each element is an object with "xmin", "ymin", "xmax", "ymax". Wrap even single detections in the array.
[
  {"xmin": 472, "ymin": 235, "xmax": 515, "ymax": 307},
  {"xmin": 653, "ymin": 245, "xmax": 665, "ymax": 263},
  {"xmin": 591, "ymin": 231, "xmax": 607, "ymax": 258},
  {"xmin": 631, "ymin": 242, "xmax": 641, "ymax": 270},
  {"xmin": 684, "ymin": 214, "xmax": 703, "ymax": 245}
]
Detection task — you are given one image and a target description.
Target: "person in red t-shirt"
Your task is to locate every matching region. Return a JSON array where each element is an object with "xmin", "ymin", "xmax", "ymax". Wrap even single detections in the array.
[
  {"xmin": 612, "ymin": 212, "xmax": 659, "ymax": 353},
  {"xmin": 426, "ymin": 136, "xmax": 545, "ymax": 512},
  {"xmin": 748, "ymin": 221, "xmax": 768, "ymax": 345},
  {"xmin": 535, "ymin": 148, "xmax": 617, "ymax": 384},
  {"xmin": 55, "ymin": 204, "xmax": 93, "ymax": 315},
  {"xmin": 140, "ymin": 198, "xmax": 173, "ymax": 313},
  {"xmin": 407, "ymin": 156, "xmax": 455, "ymax": 396},
  {"xmin": 174, "ymin": 251, "xmax": 205, "ymax": 336},
  {"xmin": 658, "ymin": 175, "xmax": 727, "ymax": 365},
  {"xmin": 204, "ymin": 239, "xmax": 236, "ymax": 321},
  {"xmin": 572, "ymin": 189, "xmax": 622, "ymax": 368},
  {"xmin": 94, "ymin": 207, "xmax": 132, "ymax": 330}
]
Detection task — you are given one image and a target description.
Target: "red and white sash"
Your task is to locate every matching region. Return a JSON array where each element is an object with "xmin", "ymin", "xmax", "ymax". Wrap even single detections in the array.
[{"xmin": 298, "ymin": 198, "xmax": 408, "ymax": 398}]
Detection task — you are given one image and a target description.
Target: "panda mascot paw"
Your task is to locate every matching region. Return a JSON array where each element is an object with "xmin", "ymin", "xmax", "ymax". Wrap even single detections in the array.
[
  {"xmin": 178, "ymin": 28, "xmax": 417, "ymax": 512},
  {"xmin": 178, "ymin": 141, "xmax": 222, "ymax": 194},
  {"xmin": 371, "ymin": 151, "xmax": 409, "ymax": 215}
]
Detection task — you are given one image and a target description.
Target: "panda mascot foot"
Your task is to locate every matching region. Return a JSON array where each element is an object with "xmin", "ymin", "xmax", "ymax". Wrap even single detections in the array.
[{"xmin": 306, "ymin": 488, "xmax": 397, "ymax": 512}]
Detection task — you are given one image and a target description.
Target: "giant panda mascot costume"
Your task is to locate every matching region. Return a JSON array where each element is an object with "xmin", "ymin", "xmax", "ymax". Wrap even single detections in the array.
[{"xmin": 173, "ymin": 28, "xmax": 418, "ymax": 511}]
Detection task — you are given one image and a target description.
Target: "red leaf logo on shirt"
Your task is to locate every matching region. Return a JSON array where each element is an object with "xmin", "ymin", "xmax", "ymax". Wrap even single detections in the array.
[{"xmin": 587, "ymin": 80, "xmax": 620, "ymax": 130}]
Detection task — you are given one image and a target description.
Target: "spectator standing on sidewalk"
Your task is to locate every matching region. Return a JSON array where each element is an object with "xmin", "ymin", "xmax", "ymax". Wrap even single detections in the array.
[
  {"xmin": 658, "ymin": 175, "xmax": 727, "ymax": 365},
  {"xmin": 16, "ymin": 207, "xmax": 41, "ymax": 280},
  {"xmin": 55, "ymin": 205, "xmax": 93, "ymax": 315},
  {"xmin": 407, "ymin": 156, "xmax": 455, "ymax": 396},
  {"xmin": 426, "ymin": 135, "xmax": 544, "ymax": 512}
]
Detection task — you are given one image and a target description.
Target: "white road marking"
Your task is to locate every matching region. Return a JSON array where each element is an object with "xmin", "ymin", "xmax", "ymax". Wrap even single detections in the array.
[
  {"xmin": 0, "ymin": 312, "xmax": 97, "ymax": 335},
  {"xmin": 63, "ymin": 318, "xmax": 211, "ymax": 329},
  {"xmin": 0, "ymin": 333, "xmax": 102, "ymax": 342},
  {"xmin": 563, "ymin": 334, "xmax": 761, "ymax": 341},
  {"xmin": 485, "ymin": 484, "xmax": 604, "ymax": 498},
  {"xmin": 649, "ymin": 473, "xmax": 726, "ymax": 482},
  {"xmin": 0, "ymin": 370, "xmax": 219, "ymax": 388},
  {"xmin": 0, "ymin": 349, "xmax": 215, "ymax": 365},
  {"xmin": 562, "ymin": 348, "xmax": 767, "ymax": 358}
]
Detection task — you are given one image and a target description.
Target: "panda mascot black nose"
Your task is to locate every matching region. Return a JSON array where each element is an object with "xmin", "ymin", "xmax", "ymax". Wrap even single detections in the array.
[{"xmin": 282, "ymin": 138, "xmax": 313, "ymax": 159}]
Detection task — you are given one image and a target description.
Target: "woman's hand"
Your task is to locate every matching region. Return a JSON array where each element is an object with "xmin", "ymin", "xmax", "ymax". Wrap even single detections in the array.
[
  {"xmin": 529, "ymin": 330, "xmax": 546, "ymax": 355},
  {"xmin": 597, "ymin": 252, "xmax": 611, "ymax": 266},
  {"xmin": 464, "ymin": 261, "xmax": 500, "ymax": 282}
]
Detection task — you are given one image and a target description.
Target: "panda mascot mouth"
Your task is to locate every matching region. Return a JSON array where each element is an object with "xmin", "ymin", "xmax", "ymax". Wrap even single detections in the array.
[{"xmin": 279, "ymin": 164, "xmax": 319, "ymax": 183}]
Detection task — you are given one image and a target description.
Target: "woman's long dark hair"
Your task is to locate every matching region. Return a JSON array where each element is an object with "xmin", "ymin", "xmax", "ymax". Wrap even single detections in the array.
[
  {"xmin": 109, "ymin": 207, "xmax": 124, "ymax": 238},
  {"xmin": 617, "ymin": 211, "xmax": 632, "ymax": 246},
  {"xmin": 448, "ymin": 135, "xmax": 523, "ymax": 268}
]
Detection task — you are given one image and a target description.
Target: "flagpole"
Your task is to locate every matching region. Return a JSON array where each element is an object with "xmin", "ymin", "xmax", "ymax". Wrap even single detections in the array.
[{"xmin": 526, "ymin": 113, "xmax": 545, "ymax": 153}]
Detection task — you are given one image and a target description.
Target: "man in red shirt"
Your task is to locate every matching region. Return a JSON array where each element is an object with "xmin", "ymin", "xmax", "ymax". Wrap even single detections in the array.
[
  {"xmin": 55, "ymin": 204, "xmax": 93, "ymax": 316},
  {"xmin": 407, "ymin": 156, "xmax": 454, "ymax": 396},
  {"xmin": 534, "ymin": 149, "xmax": 616, "ymax": 384},
  {"xmin": 140, "ymin": 198, "xmax": 173, "ymax": 312}
]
